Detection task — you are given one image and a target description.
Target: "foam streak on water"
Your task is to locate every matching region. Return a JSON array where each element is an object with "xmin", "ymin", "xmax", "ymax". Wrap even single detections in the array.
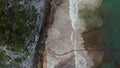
[{"xmin": 69, "ymin": 0, "xmax": 102, "ymax": 68}]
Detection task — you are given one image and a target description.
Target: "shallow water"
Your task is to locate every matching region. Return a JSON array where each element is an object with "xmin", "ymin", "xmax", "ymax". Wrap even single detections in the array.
[{"xmin": 98, "ymin": 0, "xmax": 120, "ymax": 67}]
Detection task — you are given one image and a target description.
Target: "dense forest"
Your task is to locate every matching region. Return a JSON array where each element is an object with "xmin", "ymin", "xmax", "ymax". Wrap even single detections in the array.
[{"xmin": 0, "ymin": 0, "xmax": 37, "ymax": 67}]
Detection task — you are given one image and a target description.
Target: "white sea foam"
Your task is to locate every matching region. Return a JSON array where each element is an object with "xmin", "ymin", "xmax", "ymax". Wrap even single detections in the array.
[
  {"xmin": 69, "ymin": 0, "xmax": 102, "ymax": 32},
  {"xmin": 69, "ymin": 0, "xmax": 102, "ymax": 68}
]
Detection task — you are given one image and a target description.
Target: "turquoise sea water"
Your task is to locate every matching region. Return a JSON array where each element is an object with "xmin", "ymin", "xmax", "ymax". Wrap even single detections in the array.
[{"xmin": 99, "ymin": 0, "xmax": 120, "ymax": 67}]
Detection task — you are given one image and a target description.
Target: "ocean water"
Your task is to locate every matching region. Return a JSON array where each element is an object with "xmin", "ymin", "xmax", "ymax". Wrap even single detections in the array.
[{"xmin": 98, "ymin": 0, "xmax": 120, "ymax": 67}]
